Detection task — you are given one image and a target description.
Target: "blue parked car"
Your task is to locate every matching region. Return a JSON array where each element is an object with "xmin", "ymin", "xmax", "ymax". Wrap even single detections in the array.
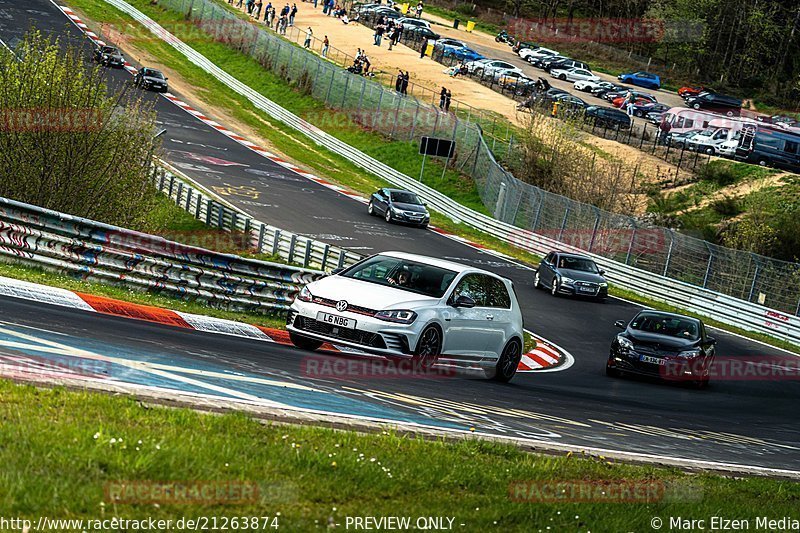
[
  {"xmin": 617, "ymin": 71, "xmax": 661, "ymax": 90},
  {"xmin": 441, "ymin": 45, "xmax": 485, "ymax": 62}
]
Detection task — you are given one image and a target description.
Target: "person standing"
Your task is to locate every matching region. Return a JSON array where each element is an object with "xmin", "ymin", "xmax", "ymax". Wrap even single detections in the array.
[
  {"xmin": 415, "ymin": 1, "xmax": 423, "ymax": 19},
  {"xmin": 304, "ymin": 26, "xmax": 313, "ymax": 47},
  {"xmin": 321, "ymin": 35, "xmax": 329, "ymax": 57},
  {"xmin": 313, "ymin": 0, "xmax": 318, "ymax": 8},
  {"xmin": 254, "ymin": 0, "xmax": 263, "ymax": 19},
  {"xmin": 395, "ymin": 70, "xmax": 403, "ymax": 92},
  {"xmin": 401, "ymin": 71, "xmax": 409, "ymax": 95},
  {"xmin": 362, "ymin": 54, "xmax": 371, "ymax": 75},
  {"xmin": 374, "ymin": 24, "xmax": 384, "ymax": 46},
  {"xmin": 289, "ymin": 3, "xmax": 298, "ymax": 25},
  {"xmin": 659, "ymin": 118, "xmax": 672, "ymax": 145},
  {"xmin": 625, "ymin": 90, "xmax": 635, "ymax": 116},
  {"xmin": 439, "ymin": 86, "xmax": 447, "ymax": 109},
  {"xmin": 444, "ymin": 89, "xmax": 452, "ymax": 112}
]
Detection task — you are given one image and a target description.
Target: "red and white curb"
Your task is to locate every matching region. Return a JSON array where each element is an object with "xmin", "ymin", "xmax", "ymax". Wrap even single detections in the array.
[{"xmin": 52, "ymin": 4, "xmax": 566, "ymax": 371}]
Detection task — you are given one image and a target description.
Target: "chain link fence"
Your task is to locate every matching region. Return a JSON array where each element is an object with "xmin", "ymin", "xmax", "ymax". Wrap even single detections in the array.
[{"xmin": 155, "ymin": 0, "xmax": 800, "ymax": 315}]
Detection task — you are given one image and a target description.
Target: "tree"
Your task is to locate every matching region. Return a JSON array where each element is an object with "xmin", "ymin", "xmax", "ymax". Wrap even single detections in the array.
[{"xmin": 0, "ymin": 31, "xmax": 161, "ymax": 229}]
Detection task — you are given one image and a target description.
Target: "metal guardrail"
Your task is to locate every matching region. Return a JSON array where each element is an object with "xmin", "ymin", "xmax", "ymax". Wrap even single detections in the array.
[
  {"xmin": 0, "ymin": 195, "xmax": 329, "ymax": 312},
  {"xmin": 152, "ymin": 161, "xmax": 363, "ymax": 271},
  {"xmin": 99, "ymin": 0, "xmax": 800, "ymax": 346}
]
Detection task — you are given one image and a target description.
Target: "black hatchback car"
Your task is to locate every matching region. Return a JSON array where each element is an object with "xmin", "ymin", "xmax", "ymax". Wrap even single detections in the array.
[
  {"xmin": 607, "ymin": 311, "xmax": 716, "ymax": 388},
  {"xmin": 368, "ymin": 188, "xmax": 430, "ymax": 228},
  {"xmin": 93, "ymin": 45, "xmax": 125, "ymax": 68},
  {"xmin": 133, "ymin": 67, "xmax": 168, "ymax": 93},
  {"xmin": 534, "ymin": 252, "xmax": 608, "ymax": 300},
  {"xmin": 584, "ymin": 106, "xmax": 631, "ymax": 130}
]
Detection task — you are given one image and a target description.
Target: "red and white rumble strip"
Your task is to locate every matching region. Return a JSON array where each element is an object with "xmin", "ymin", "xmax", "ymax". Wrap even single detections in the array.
[{"xmin": 0, "ymin": 276, "xmax": 564, "ymax": 370}]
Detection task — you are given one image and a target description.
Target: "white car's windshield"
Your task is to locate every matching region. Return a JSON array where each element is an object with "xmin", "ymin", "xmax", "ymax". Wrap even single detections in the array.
[{"xmin": 342, "ymin": 256, "xmax": 457, "ymax": 298}]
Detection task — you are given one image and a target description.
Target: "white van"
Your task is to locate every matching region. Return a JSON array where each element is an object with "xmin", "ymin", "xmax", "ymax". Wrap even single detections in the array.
[{"xmin": 688, "ymin": 117, "xmax": 759, "ymax": 156}]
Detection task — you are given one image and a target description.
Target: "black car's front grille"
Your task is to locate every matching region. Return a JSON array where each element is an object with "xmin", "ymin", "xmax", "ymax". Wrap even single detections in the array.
[{"xmin": 293, "ymin": 316, "xmax": 386, "ymax": 349}]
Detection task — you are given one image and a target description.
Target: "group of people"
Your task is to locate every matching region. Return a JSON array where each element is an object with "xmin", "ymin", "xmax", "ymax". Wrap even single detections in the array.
[
  {"xmin": 233, "ymin": 1, "xmax": 297, "ymax": 34},
  {"xmin": 439, "ymin": 86, "xmax": 452, "ymax": 112},
  {"xmin": 372, "ymin": 16, "xmax": 405, "ymax": 50},
  {"xmin": 348, "ymin": 49, "xmax": 373, "ymax": 76},
  {"xmin": 395, "ymin": 70, "xmax": 410, "ymax": 95}
]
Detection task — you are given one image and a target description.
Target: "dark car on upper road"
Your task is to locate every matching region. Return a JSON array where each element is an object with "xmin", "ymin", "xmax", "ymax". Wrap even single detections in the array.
[
  {"xmin": 684, "ymin": 92, "xmax": 742, "ymax": 117},
  {"xmin": 93, "ymin": 45, "xmax": 124, "ymax": 68},
  {"xmin": 584, "ymin": 106, "xmax": 631, "ymax": 130},
  {"xmin": 368, "ymin": 188, "xmax": 430, "ymax": 228},
  {"xmin": 607, "ymin": 310, "xmax": 716, "ymax": 388},
  {"xmin": 133, "ymin": 67, "xmax": 168, "ymax": 93},
  {"xmin": 534, "ymin": 252, "xmax": 608, "ymax": 300}
]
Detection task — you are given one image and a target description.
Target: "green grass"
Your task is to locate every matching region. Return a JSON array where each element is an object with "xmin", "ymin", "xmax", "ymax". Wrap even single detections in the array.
[{"xmin": 2, "ymin": 380, "xmax": 799, "ymax": 530}]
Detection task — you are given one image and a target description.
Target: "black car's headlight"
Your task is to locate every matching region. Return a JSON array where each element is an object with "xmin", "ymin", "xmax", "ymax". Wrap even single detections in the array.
[
  {"xmin": 617, "ymin": 336, "xmax": 634, "ymax": 352},
  {"xmin": 296, "ymin": 286, "xmax": 313, "ymax": 302},
  {"xmin": 375, "ymin": 310, "xmax": 417, "ymax": 324},
  {"xmin": 677, "ymin": 348, "xmax": 702, "ymax": 358}
]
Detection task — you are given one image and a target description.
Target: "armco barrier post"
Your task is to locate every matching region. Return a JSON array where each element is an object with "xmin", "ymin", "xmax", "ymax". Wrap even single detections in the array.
[
  {"xmin": 288, "ymin": 234, "xmax": 297, "ymax": 263},
  {"xmin": 257, "ymin": 224, "xmax": 266, "ymax": 252},
  {"xmin": 303, "ymin": 239, "xmax": 312, "ymax": 268},
  {"xmin": 272, "ymin": 230, "xmax": 281, "ymax": 256}
]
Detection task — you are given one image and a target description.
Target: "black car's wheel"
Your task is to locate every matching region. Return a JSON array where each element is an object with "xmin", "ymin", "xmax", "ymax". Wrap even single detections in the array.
[
  {"xmin": 367, "ymin": 200, "xmax": 376, "ymax": 215},
  {"xmin": 757, "ymin": 158, "xmax": 769, "ymax": 167},
  {"xmin": 550, "ymin": 278, "xmax": 559, "ymax": 296},
  {"xmin": 559, "ymin": 74, "xmax": 567, "ymax": 81},
  {"xmin": 289, "ymin": 332, "xmax": 323, "ymax": 351},
  {"xmin": 414, "ymin": 325, "xmax": 442, "ymax": 370},
  {"xmin": 692, "ymin": 103, "xmax": 701, "ymax": 110},
  {"xmin": 418, "ymin": 222, "xmax": 429, "ymax": 229},
  {"xmin": 492, "ymin": 339, "xmax": 522, "ymax": 382},
  {"xmin": 634, "ymin": 110, "xmax": 643, "ymax": 117},
  {"xmin": 606, "ymin": 363, "xmax": 622, "ymax": 377},
  {"xmin": 384, "ymin": 208, "xmax": 393, "ymax": 223},
  {"xmin": 534, "ymin": 270, "xmax": 543, "ymax": 289}
]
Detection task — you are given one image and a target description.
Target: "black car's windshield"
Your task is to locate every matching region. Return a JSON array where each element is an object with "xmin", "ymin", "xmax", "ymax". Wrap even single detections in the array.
[
  {"xmin": 558, "ymin": 256, "xmax": 599, "ymax": 273},
  {"xmin": 629, "ymin": 313, "xmax": 701, "ymax": 340},
  {"xmin": 390, "ymin": 191, "xmax": 422, "ymax": 205},
  {"xmin": 145, "ymin": 70, "xmax": 165, "ymax": 79},
  {"xmin": 102, "ymin": 47, "xmax": 117, "ymax": 53},
  {"xmin": 341, "ymin": 256, "xmax": 457, "ymax": 298}
]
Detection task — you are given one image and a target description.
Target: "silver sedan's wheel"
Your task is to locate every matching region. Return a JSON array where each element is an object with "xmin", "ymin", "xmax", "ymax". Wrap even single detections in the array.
[
  {"xmin": 414, "ymin": 326, "xmax": 441, "ymax": 370},
  {"xmin": 492, "ymin": 339, "xmax": 521, "ymax": 382},
  {"xmin": 385, "ymin": 208, "xmax": 392, "ymax": 223},
  {"xmin": 368, "ymin": 201, "xmax": 375, "ymax": 215},
  {"xmin": 534, "ymin": 271, "xmax": 542, "ymax": 289}
]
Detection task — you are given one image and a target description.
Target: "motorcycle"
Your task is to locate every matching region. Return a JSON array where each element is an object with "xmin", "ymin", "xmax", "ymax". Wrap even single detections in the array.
[{"xmin": 495, "ymin": 30, "xmax": 515, "ymax": 45}]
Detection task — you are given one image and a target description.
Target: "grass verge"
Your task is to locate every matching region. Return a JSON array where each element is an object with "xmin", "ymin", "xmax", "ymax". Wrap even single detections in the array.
[{"xmin": 3, "ymin": 379, "xmax": 799, "ymax": 530}]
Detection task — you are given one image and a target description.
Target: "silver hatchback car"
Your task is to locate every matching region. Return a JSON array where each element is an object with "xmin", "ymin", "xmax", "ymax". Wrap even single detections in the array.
[{"xmin": 287, "ymin": 252, "xmax": 525, "ymax": 382}]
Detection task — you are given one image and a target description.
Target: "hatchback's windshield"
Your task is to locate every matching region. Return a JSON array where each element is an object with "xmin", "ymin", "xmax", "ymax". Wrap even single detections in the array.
[
  {"xmin": 390, "ymin": 192, "xmax": 422, "ymax": 205},
  {"xmin": 341, "ymin": 256, "xmax": 457, "ymax": 298},
  {"xmin": 629, "ymin": 313, "xmax": 701, "ymax": 340},
  {"xmin": 147, "ymin": 70, "xmax": 165, "ymax": 79},
  {"xmin": 557, "ymin": 256, "xmax": 599, "ymax": 273}
]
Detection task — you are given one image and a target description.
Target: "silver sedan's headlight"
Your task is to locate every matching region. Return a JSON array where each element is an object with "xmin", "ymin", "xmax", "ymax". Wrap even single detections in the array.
[
  {"xmin": 374, "ymin": 310, "xmax": 418, "ymax": 324},
  {"xmin": 599, "ymin": 282, "xmax": 608, "ymax": 287},
  {"xmin": 560, "ymin": 276, "xmax": 575, "ymax": 285}
]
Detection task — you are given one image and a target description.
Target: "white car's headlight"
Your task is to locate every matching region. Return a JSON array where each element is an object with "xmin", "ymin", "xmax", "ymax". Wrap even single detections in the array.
[
  {"xmin": 375, "ymin": 310, "xmax": 418, "ymax": 324},
  {"xmin": 296, "ymin": 286, "xmax": 313, "ymax": 302}
]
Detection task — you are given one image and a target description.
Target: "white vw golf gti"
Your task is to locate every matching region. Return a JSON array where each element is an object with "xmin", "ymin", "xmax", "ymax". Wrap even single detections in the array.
[{"xmin": 287, "ymin": 252, "xmax": 525, "ymax": 382}]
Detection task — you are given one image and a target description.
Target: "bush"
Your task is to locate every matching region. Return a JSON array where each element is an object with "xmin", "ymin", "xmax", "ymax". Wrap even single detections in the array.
[
  {"xmin": 711, "ymin": 196, "xmax": 743, "ymax": 217},
  {"xmin": 0, "ymin": 31, "xmax": 161, "ymax": 228}
]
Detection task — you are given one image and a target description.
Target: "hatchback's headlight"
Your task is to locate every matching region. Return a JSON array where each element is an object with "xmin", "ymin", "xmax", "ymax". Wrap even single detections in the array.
[
  {"xmin": 599, "ymin": 282, "xmax": 608, "ymax": 287},
  {"xmin": 375, "ymin": 310, "xmax": 418, "ymax": 324},
  {"xmin": 560, "ymin": 277, "xmax": 575, "ymax": 285},
  {"xmin": 296, "ymin": 286, "xmax": 313, "ymax": 302},
  {"xmin": 617, "ymin": 336, "xmax": 634, "ymax": 352}
]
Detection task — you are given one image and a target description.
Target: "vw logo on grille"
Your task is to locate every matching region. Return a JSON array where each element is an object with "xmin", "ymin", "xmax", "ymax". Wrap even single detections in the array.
[{"xmin": 336, "ymin": 300, "xmax": 349, "ymax": 312}]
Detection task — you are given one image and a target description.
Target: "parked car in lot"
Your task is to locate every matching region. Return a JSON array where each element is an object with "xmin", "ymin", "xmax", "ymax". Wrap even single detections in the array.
[
  {"xmin": 591, "ymin": 82, "xmax": 626, "ymax": 99},
  {"xmin": 617, "ymin": 71, "xmax": 661, "ymax": 90},
  {"xmin": 686, "ymin": 128, "xmax": 732, "ymax": 154},
  {"xmin": 607, "ymin": 310, "xmax": 716, "ymax": 388},
  {"xmin": 520, "ymin": 47, "xmax": 557, "ymax": 62},
  {"xmin": 512, "ymin": 41, "xmax": 538, "ymax": 53},
  {"xmin": 368, "ymin": 188, "xmax": 430, "ymax": 228},
  {"xmin": 629, "ymin": 102, "xmax": 669, "ymax": 118},
  {"xmin": 584, "ymin": 106, "xmax": 631, "ymax": 130},
  {"xmin": 435, "ymin": 38, "xmax": 466, "ymax": 48},
  {"xmin": 441, "ymin": 45, "xmax": 484, "ymax": 62},
  {"xmin": 550, "ymin": 67, "xmax": 599, "ymax": 83},
  {"xmin": 133, "ymin": 67, "xmax": 168, "ymax": 92},
  {"xmin": 534, "ymin": 252, "xmax": 608, "ymax": 300},
  {"xmin": 406, "ymin": 26, "xmax": 440, "ymax": 41},
  {"xmin": 544, "ymin": 58, "xmax": 590, "ymax": 73},
  {"xmin": 678, "ymin": 85, "xmax": 708, "ymax": 98},
  {"xmin": 685, "ymin": 92, "xmax": 742, "ymax": 117},
  {"xmin": 93, "ymin": 45, "xmax": 125, "ymax": 68},
  {"xmin": 660, "ymin": 107, "xmax": 718, "ymax": 135},
  {"xmin": 497, "ymin": 72, "xmax": 536, "ymax": 94},
  {"xmin": 287, "ymin": 252, "xmax": 525, "ymax": 382},
  {"xmin": 668, "ymin": 129, "xmax": 704, "ymax": 149},
  {"xmin": 517, "ymin": 87, "xmax": 568, "ymax": 110},
  {"xmin": 466, "ymin": 59, "xmax": 522, "ymax": 78},
  {"xmin": 397, "ymin": 17, "xmax": 430, "ymax": 29},
  {"xmin": 611, "ymin": 94, "xmax": 657, "ymax": 109},
  {"xmin": 605, "ymin": 89, "xmax": 656, "ymax": 104},
  {"xmin": 574, "ymin": 79, "xmax": 614, "ymax": 93},
  {"xmin": 537, "ymin": 55, "xmax": 571, "ymax": 70}
]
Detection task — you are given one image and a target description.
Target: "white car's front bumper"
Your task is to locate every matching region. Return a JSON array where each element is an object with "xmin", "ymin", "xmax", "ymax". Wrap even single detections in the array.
[{"xmin": 287, "ymin": 300, "xmax": 424, "ymax": 357}]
